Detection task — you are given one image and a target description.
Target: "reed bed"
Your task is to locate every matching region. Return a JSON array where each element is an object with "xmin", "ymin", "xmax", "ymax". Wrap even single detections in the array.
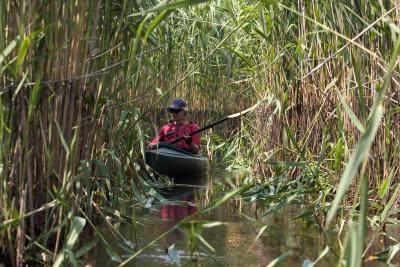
[{"xmin": 1, "ymin": 0, "xmax": 400, "ymax": 266}]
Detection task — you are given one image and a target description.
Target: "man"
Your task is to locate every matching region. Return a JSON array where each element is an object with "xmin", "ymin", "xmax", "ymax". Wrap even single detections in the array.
[{"xmin": 147, "ymin": 98, "xmax": 200, "ymax": 154}]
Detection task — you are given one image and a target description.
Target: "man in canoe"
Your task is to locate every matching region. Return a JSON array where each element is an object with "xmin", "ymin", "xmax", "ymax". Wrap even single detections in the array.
[{"xmin": 147, "ymin": 98, "xmax": 200, "ymax": 154}]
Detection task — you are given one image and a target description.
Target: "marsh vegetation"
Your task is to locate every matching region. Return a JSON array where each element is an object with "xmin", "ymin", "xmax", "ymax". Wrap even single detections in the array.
[{"xmin": 1, "ymin": 0, "xmax": 400, "ymax": 266}]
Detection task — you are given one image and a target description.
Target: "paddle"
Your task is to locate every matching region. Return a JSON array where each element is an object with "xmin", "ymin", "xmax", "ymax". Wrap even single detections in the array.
[{"xmin": 169, "ymin": 100, "xmax": 263, "ymax": 145}]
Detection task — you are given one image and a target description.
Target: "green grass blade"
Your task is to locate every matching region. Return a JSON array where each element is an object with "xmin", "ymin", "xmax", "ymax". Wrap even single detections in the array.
[
  {"xmin": 75, "ymin": 239, "xmax": 98, "ymax": 258},
  {"xmin": 12, "ymin": 71, "xmax": 28, "ymax": 100},
  {"xmin": 380, "ymin": 182, "xmax": 400, "ymax": 223},
  {"xmin": 54, "ymin": 120, "xmax": 70, "ymax": 155},
  {"xmin": 336, "ymin": 88, "xmax": 365, "ymax": 133},
  {"xmin": 373, "ymin": 31, "xmax": 400, "ymax": 106},
  {"xmin": 199, "ymin": 185, "xmax": 252, "ymax": 214},
  {"xmin": 65, "ymin": 217, "xmax": 86, "ymax": 250},
  {"xmin": 53, "ymin": 216, "xmax": 86, "ymax": 267},
  {"xmin": 333, "ymin": 138, "xmax": 344, "ymax": 173},
  {"xmin": 129, "ymin": 0, "xmax": 210, "ymax": 17},
  {"xmin": 378, "ymin": 168, "xmax": 396, "ymax": 199},
  {"xmin": 387, "ymin": 244, "xmax": 400, "ymax": 264},
  {"xmin": 195, "ymin": 233, "xmax": 215, "ymax": 252},
  {"xmin": 144, "ymin": 10, "xmax": 172, "ymax": 41},
  {"xmin": 0, "ymin": 37, "xmax": 19, "ymax": 67},
  {"xmin": 266, "ymin": 250, "xmax": 292, "ymax": 267},
  {"xmin": 312, "ymin": 246, "xmax": 330, "ymax": 265},
  {"xmin": 15, "ymin": 30, "xmax": 42, "ymax": 73},
  {"xmin": 343, "ymin": 223, "xmax": 361, "ymax": 267},
  {"xmin": 353, "ymin": 54, "xmax": 367, "ymax": 121},
  {"xmin": 325, "ymin": 105, "xmax": 384, "ymax": 228},
  {"xmin": 357, "ymin": 173, "xmax": 368, "ymax": 264},
  {"xmin": 27, "ymin": 81, "xmax": 42, "ymax": 121}
]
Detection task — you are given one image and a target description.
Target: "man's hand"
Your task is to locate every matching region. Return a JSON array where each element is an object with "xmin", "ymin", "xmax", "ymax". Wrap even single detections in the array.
[
  {"xmin": 146, "ymin": 143, "xmax": 156, "ymax": 150},
  {"xmin": 147, "ymin": 142, "xmax": 164, "ymax": 150},
  {"xmin": 184, "ymin": 135, "xmax": 192, "ymax": 145}
]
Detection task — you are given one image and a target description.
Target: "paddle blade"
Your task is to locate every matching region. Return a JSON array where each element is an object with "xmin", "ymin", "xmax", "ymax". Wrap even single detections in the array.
[{"xmin": 227, "ymin": 99, "xmax": 265, "ymax": 118}]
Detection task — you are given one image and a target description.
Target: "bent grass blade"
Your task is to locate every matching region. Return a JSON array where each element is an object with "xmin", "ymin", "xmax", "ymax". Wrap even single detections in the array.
[{"xmin": 325, "ymin": 105, "xmax": 383, "ymax": 229}]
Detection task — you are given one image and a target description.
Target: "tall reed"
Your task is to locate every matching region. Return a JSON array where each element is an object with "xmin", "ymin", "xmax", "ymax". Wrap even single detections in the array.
[{"xmin": 2, "ymin": 0, "xmax": 400, "ymax": 265}]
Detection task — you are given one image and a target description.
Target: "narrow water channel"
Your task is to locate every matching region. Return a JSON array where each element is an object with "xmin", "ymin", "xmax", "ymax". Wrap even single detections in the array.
[{"xmin": 83, "ymin": 169, "xmax": 399, "ymax": 266}]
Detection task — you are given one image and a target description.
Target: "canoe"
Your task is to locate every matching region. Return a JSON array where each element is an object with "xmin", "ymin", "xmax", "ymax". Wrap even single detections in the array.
[{"xmin": 145, "ymin": 144, "xmax": 209, "ymax": 178}]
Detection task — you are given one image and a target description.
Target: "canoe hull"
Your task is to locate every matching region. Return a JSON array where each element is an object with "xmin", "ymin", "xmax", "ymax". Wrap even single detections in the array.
[{"xmin": 145, "ymin": 145, "xmax": 209, "ymax": 178}]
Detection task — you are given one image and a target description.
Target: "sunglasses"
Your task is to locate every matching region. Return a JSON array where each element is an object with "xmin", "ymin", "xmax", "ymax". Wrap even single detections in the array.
[{"xmin": 168, "ymin": 108, "xmax": 182, "ymax": 113}]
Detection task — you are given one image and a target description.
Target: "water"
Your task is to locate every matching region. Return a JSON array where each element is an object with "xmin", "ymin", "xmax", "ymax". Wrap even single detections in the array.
[{"xmin": 83, "ymin": 169, "xmax": 399, "ymax": 266}]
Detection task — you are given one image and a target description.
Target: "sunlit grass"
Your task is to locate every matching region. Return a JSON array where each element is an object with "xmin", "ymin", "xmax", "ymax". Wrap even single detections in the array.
[{"xmin": 1, "ymin": 0, "xmax": 400, "ymax": 265}]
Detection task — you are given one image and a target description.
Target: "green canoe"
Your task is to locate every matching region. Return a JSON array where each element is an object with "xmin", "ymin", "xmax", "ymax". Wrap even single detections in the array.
[{"xmin": 145, "ymin": 144, "xmax": 209, "ymax": 178}]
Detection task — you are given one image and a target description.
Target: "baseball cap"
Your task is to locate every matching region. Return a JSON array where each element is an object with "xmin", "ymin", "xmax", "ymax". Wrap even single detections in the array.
[{"xmin": 167, "ymin": 98, "xmax": 188, "ymax": 111}]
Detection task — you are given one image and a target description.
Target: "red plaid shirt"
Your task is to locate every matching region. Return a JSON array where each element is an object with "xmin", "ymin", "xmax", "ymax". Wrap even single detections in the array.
[{"xmin": 150, "ymin": 121, "xmax": 200, "ymax": 151}]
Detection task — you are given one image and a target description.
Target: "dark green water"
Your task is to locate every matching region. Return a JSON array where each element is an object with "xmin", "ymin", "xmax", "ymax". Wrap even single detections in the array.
[{"xmin": 83, "ymin": 169, "xmax": 399, "ymax": 266}]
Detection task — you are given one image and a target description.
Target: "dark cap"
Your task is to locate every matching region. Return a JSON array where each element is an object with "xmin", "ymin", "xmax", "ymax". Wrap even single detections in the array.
[{"xmin": 167, "ymin": 98, "xmax": 188, "ymax": 111}]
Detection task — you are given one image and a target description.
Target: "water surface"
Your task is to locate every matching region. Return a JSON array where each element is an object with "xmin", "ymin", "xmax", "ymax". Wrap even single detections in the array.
[{"xmin": 83, "ymin": 169, "xmax": 399, "ymax": 266}]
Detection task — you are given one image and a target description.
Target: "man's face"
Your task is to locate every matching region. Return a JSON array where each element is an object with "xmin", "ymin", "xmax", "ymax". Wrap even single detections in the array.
[{"xmin": 170, "ymin": 109, "xmax": 186, "ymax": 121}]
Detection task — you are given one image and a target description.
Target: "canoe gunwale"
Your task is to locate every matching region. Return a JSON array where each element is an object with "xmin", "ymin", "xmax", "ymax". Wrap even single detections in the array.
[{"xmin": 150, "ymin": 143, "xmax": 204, "ymax": 157}]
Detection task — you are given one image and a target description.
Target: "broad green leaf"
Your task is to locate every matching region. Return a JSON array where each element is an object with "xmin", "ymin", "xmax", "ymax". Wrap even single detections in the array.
[
  {"xmin": 65, "ymin": 217, "xmax": 86, "ymax": 250},
  {"xmin": 53, "ymin": 217, "xmax": 86, "ymax": 267}
]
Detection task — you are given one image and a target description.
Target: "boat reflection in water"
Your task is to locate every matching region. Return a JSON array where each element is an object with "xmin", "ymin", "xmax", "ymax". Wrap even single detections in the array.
[{"xmin": 158, "ymin": 174, "xmax": 208, "ymax": 221}]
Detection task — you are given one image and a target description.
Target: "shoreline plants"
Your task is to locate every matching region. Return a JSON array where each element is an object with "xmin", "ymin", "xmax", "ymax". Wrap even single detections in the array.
[{"xmin": 1, "ymin": 0, "xmax": 400, "ymax": 266}]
